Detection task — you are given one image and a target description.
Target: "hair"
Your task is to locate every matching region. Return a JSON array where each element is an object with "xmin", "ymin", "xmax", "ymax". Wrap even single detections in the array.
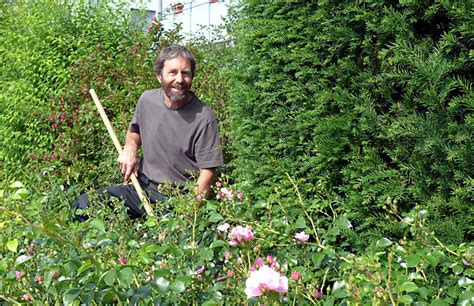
[{"xmin": 155, "ymin": 44, "xmax": 196, "ymax": 77}]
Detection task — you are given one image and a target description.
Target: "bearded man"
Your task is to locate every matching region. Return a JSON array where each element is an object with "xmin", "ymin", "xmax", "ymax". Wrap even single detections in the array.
[{"xmin": 72, "ymin": 44, "xmax": 224, "ymax": 221}]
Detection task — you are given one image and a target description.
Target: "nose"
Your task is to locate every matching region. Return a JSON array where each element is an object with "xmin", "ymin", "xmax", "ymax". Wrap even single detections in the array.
[{"xmin": 175, "ymin": 71, "xmax": 184, "ymax": 83}]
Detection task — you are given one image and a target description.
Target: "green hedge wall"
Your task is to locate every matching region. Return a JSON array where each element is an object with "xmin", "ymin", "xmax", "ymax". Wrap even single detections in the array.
[{"xmin": 226, "ymin": 1, "xmax": 473, "ymax": 249}]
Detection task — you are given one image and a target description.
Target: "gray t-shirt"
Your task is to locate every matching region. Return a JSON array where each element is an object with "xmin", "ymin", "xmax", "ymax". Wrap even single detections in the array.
[{"xmin": 129, "ymin": 88, "xmax": 224, "ymax": 184}]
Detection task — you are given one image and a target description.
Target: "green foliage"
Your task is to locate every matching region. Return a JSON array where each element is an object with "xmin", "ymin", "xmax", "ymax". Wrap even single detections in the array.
[
  {"xmin": 1, "ymin": 180, "xmax": 472, "ymax": 304},
  {"xmin": 226, "ymin": 0, "xmax": 473, "ymax": 248}
]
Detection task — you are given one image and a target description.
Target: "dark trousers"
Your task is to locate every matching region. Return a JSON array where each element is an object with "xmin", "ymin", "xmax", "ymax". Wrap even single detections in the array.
[{"xmin": 72, "ymin": 174, "xmax": 168, "ymax": 222}]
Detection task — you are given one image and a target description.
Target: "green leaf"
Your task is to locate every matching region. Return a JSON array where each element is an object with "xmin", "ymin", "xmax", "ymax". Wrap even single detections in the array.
[
  {"xmin": 451, "ymin": 264, "xmax": 463, "ymax": 275},
  {"xmin": 375, "ymin": 238, "xmax": 393, "ymax": 248},
  {"xmin": 117, "ymin": 267, "xmax": 133, "ymax": 288},
  {"xmin": 11, "ymin": 188, "xmax": 30, "ymax": 200},
  {"xmin": 400, "ymin": 281, "xmax": 418, "ymax": 292},
  {"xmin": 426, "ymin": 253, "xmax": 440, "ymax": 267},
  {"xmin": 398, "ymin": 295, "xmax": 413, "ymax": 304},
  {"xmin": 104, "ymin": 270, "xmax": 116, "ymax": 286},
  {"xmin": 155, "ymin": 277, "xmax": 170, "ymax": 292},
  {"xmin": 294, "ymin": 215, "xmax": 307, "ymax": 229},
  {"xmin": 406, "ymin": 253, "xmax": 420, "ymax": 267},
  {"xmin": 63, "ymin": 288, "xmax": 82, "ymax": 305},
  {"xmin": 208, "ymin": 212, "xmax": 223, "ymax": 223},
  {"xmin": 77, "ymin": 260, "xmax": 95, "ymax": 276},
  {"xmin": 312, "ymin": 252, "xmax": 325, "ymax": 268},
  {"xmin": 15, "ymin": 255, "xmax": 31, "ymax": 266},
  {"xmin": 128, "ymin": 240, "xmax": 140, "ymax": 249},
  {"xmin": 89, "ymin": 219, "xmax": 106, "ymax": 233},
  {"xmin": 9, "ymin": 181, "xmax": 24, "ymax": 188},
  {"xmin": 198, "ymin": 248, "xmax": 214, "ymax": 261},
  {"xmin": 334, "ymin": 216, "xmax": 352, "ymax": 229},
  {"xmin": 6, "ymin": 239, "xmax": 18, "ymax": 253},
  {"xmin": 210, "ymin": 240, "xmax": 226, "ymax": 248},
  {"xmin": 171, "ymin": 280, "xmax": 186, "ymax": 293}
]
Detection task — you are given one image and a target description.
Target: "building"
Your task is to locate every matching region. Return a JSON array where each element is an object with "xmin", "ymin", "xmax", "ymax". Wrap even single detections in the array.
[{"xmin": 130, "ymin": 0, "xmax": 236, "ymax": 40}]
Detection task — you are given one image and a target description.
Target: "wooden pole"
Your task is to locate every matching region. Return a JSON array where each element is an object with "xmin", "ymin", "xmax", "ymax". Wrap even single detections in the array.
[{"xmin": 89, "ymin": 89, "xmax": 153, "ymax": 216}]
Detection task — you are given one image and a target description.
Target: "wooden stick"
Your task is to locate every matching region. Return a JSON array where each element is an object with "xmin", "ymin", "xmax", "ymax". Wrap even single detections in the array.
[{"xmin": 89, "ymin": 89, "xmax": 153, "ymax": 216}]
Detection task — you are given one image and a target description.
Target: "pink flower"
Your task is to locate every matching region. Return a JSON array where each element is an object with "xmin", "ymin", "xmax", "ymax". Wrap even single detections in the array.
[
  {"xmin": 375, "ymin": 288, "xmax": 383, "ymax": 297},
  {"xmin": 195, "ymin": 193, "xmax": 202, "ymax": 200},
  {"xmin": 229, "ymin": 225, "xmax": 254, "ymax": 246},
  {"xmin": 217, "ymin": 223, "xmax": 230, "ymax": 232},
  {"xmin": 34, "ymin": 275, "xmax": 44, "ymax": 282},
  {"xmin": 118, "ymin": 256, "xmax": 127, "ymax": 265},
  {"xmin": 227, "ymin": 270, "xmax": 234, "ymax": 277},
  {"xmin": 16, "ymin": 271, "xmax": 22, "ymax": 281},
  {"xmin": 294, "ymin": 231, "xmax": 309, "ymax": 242},
  {"xmin": 215, "ymin": 181, "xmax": 222, "ymax": 187},
  {"xmin": 236, "ymin": 257, "xmax": 244, "ymax": 265},
  {"xmin": 245, "ymin": 265, "xmax": 288, "ymax": 298},
  {"xmin": 52, "ymin": 271, "xmax": 60, "ymax": 280},
  {"xmin": 255, "ymin": 257, "xmax": 264, "ymax": 267},
  {"xmin": 313, "ymin": 289, "xmax": 323, "ymax": 299},
  {"xmin": 224, "ymin": 252, "xmax": 231, "ymax": 260},
  {"xmin": 27, "ymin": 243, "xmax": 35, "ymax": 254},
  {"xmin": 23, "ymin": 293, "xmax": 31, "ymax": 302},
  {"xmin": 237, "ymin": 192, "xmax": 244, "ymax": 201},
  {"xmin": 291, "ymin": 271, "xmax": 300, "ymax": 281}
]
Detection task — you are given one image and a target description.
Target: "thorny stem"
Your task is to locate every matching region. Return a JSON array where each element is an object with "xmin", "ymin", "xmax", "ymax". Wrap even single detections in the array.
[
  {"xmin": 386, "ymin": 252, "xmax": 397, "ymax": 306},
  {"xmin": 286, "ymin": 174, "xmax": 323, "ymax": 248},
  {"xmin": 0, "ymin": 295, "xmax": 20, "ymax": 305}
]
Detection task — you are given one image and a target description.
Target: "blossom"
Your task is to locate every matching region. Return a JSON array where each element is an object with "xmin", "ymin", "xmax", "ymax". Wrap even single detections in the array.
[
  {"xmin": 375, "ymin": 288, "xmax": 383, "ymax": 297},
  {"xmin": 217, "ymin": 223, "xmax": 230, "ymax": 232},
  {"xmin": 215, "ymin": 181, "xmax": 222, "ymax": 187},
  {"xmin": 228, "ymin": 225, "xmax": 254, "ymax": 246},
  {"xmin": 237, "ymin": 192, "xmax": 244, "ymax": 201},
  {"xmin": 227, "ymin": 270, "xmax": 234, "ymax": 277},
  {"xmin": 291, "ymin": 271, "xmax": 301, "ymax": 281},
  {"xmin": 255, "ymin": 257, "xmax": 264, "ymax": 267},
  {"xmin": 294, "ymin": 231, "xmax": 310, "ymax": 242},
  {"xmin": 313, "ymin": 289, "xmax": 323, "ymax": 299},
  {"xmin": 245, "ymin": 265, "xmax": 288, "ymax": 298},
  {"xmin": 34, "ymin": 275, "xmax": 44, "ymax": 282},
  {"xmin": 16, "ymin": 271, "xmax": 22, "ymax": 281},
  {"xmin": 118, "ymin": 256, "xmax": 127, "ymax": 265},
  {"xmin": 23, "ymin": 293, "xmax": 31, "ymax": 302},
  {"xmin": 217, "ymin": 187, "xmax": 234, "ymax": 200},
  {"xmin": 224, "ymin": 252, "xmax": 231, "ymax": 260}
]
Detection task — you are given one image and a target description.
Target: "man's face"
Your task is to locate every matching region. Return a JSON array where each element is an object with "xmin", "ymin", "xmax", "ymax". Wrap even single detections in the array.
[{"xmin": 157, "ymin": 56, "xmax": 193, "ymax": 103}]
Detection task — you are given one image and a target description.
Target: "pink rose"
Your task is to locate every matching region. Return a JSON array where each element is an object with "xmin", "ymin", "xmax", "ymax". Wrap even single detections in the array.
[
  {"xmin": 229, "ymin": 225, "xmax": 254, "ymax": 246},
  {"xmin": 291, "ymin": 271, "xmax": 301, "ymax": 281},
  {"xmin": 23, "ymin": 293, "xmax": 31, "ymax": 302},
  {"xmin": 294, "ymin": 231, "xmax": 310, "ymax": 242},
  {"xmin": 245, "ymin": 265, "xmax": 288, "ymax": 298}
]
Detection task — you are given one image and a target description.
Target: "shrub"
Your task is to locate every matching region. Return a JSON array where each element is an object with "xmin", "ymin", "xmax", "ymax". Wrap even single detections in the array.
[{"xmin": 225, "ymin": 0, "xmax": 473, "ymax": 249}]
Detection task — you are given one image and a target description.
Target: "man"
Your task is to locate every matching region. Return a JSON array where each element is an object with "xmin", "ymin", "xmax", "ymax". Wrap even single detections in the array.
[{"xmin": 72, "ymin": 44, "xmax": 224, "ymax": 221}]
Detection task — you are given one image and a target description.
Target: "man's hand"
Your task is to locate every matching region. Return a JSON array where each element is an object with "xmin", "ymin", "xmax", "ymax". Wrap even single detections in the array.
[{"xmin": 118, "ymin": 131, "xmax": 141, "ymax": 183}]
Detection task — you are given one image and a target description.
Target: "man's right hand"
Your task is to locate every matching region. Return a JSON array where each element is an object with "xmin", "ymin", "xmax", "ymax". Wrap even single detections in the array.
[{"xmin": 118, "ymin": 143, "xmax": 138, "ymax": 183}]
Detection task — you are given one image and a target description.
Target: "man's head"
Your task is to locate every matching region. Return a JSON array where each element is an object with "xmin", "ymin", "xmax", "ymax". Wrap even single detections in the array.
[{"xmin": 155, "ymin": 44, "xmax": 196, "ymax": 105}]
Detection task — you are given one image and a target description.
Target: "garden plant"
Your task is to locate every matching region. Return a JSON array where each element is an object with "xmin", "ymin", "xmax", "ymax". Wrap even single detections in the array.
[{"xmin": 0, "ymin": 0, "xmax": 472, "ymax": 304}]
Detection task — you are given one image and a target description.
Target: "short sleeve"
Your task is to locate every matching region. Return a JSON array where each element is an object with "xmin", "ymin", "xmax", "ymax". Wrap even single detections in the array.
[
  {"xmin": 129, "ymin": 97, "xmax": 142, "ymax": 133},
  {"xmin": 194, "ymin": 119, "xmax": 224, "ymax": 169}
]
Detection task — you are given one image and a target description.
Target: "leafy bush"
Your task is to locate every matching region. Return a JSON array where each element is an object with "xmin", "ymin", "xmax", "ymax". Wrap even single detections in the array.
[
  {"xmin": 1, "ymin": 180, "xmax": 472, "ymax": 304},
  {"xmin": 225, "ymin": 0, "xmax": 473, "ymax": 248}
]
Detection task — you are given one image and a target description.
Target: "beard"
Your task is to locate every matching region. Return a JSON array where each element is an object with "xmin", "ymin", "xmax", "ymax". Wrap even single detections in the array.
[{"xmin": 162, "ymin": 82, "xmax": 190, "ymax": 103}]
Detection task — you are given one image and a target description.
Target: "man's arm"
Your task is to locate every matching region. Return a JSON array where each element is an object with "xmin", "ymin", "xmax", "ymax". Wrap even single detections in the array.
[
  {"xmin": 117, "ymin": 130, "xmax": 141, "ymax": 183},
  {"xmin": 196, "ymin": 168, "xmax": 216, "ymax": 197}
]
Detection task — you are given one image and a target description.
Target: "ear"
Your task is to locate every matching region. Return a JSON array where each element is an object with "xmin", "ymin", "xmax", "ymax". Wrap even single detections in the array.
[{"xmin": 156, "ymin": 74, "xmax": 162, "ymax": 83}]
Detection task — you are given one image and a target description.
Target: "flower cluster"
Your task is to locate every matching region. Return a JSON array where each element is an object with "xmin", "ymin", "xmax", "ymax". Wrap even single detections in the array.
[
  {"xmin": 228, "ymin": 225, "xmax": 254, "ymax": 246},
  {"xmin": 214, "ymin": 182, "xmax": 244, "ymax": 201},
  {"xmin": 245, "ymin": 264, "xmax": 288, "ymax": 298}
]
